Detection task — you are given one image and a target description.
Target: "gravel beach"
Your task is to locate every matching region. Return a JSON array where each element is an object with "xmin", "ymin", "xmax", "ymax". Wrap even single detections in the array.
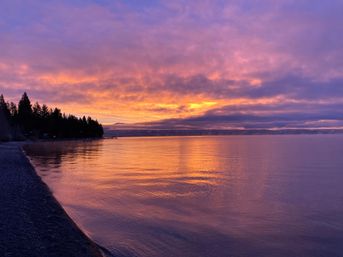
[{"xmin": 0, "ymin": 143, "xmax": 104, "ymax": 257}]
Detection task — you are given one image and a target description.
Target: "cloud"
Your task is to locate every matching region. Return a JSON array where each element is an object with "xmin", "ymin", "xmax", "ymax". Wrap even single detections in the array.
[
  {"xmin": 126, "ymin": 100, "xmax": 343, "ymax": 130},
  {"xmin": 0, "ymin": 0, "xmax": 343, "ymax": 126}
]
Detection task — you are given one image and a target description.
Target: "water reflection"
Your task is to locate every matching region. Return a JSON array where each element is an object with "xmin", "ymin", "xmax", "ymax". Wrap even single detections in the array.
[{"xmin": 25, "ymin": 136, "xmax": 343, "ymax": 257}]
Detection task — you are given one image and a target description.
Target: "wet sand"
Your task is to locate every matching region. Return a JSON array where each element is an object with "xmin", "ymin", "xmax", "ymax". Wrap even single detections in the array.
[{"xmin": 0, "ymin": 143, "xmax": 105, "ymax": 257}]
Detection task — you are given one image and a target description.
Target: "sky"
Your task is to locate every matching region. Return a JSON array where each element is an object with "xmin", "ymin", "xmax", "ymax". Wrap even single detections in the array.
[{"xmin": 1, "ymin": 0, "xmax": 343, "ymax": 129}]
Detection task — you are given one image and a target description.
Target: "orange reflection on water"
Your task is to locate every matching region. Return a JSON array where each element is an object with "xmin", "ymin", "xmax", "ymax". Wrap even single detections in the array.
[{"xmin": 25, "ymin": 135, "xmax": 343, "ymax": 257}]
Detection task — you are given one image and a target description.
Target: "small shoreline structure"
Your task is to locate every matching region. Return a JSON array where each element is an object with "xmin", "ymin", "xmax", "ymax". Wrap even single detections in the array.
[{"xmin": 0, "ymin": 143, "xmax": 106, "ymax": 257}]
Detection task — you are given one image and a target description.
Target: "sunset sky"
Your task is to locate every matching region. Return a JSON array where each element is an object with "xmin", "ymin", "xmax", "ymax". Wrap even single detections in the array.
[{"xmin": 1, "ymin": 0, "xmax": 343, "ymax": 129}]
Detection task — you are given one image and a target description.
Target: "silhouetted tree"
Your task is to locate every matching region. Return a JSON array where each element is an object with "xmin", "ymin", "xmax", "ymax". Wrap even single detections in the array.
[
  {"xmin": 0, "ymin": 92, "xmax": 104, "ymax": 140},
  {"xmin": 0, "ymin": 108, "xmax": 11, "ymax": 141},
  {"xmin": 0, "ymin": 94, "xmax": 11, "ymax": 121},
  {"xmin": 18, "ymin": 92, "xmax": 33, "ymax": 135},
  {"xmin": 32, "ymin": 102, "xmax": 43, "ymax": 136},
  {"xmin": 32, "ymin": 102, "xmax": 42, "ymax": 117},
  {"xmin": 9, "ymin": 102, "xmax": 18, "ymax": 123},
  {"xmin": 0, "ymin": 95, "xmax": 12, "ymax": 141}
]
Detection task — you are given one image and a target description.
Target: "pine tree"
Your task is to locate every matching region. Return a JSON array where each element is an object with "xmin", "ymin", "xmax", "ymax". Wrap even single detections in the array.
[
  {"xmin": 0, "ymin": 92, "xmax": 104, "ymax": 139},
  {"xmin": 32, "ymin": 102, "xmax": 42, "ymax": 116},
  {"xmin": 18, "ymin": 92, "xmax": 33, "ymax": 134},
  {"xmin": 32, "ymin": 102, "xmax": 42, "ymax": 134},
  {"xmin": 40, "ymin": 104, "xmax": 50, "ymax": 119},
  {"xmin": 0, "ymin": 94, "xmax": 11, "ymax": 121}
]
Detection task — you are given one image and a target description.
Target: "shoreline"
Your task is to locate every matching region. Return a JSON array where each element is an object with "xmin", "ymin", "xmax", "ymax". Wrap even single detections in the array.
[
  {"xmin": 0, "ymin": 142, "xmax": 109, "ymax": 257},
  {"xmin": 104, "ymin": 128, "xmax": 343, "ymax": 138}
]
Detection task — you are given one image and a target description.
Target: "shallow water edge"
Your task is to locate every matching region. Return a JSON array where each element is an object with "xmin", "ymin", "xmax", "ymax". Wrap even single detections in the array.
[{"xmin": 0, "ymin": 142, "xmax": 107, "ymax": 257}]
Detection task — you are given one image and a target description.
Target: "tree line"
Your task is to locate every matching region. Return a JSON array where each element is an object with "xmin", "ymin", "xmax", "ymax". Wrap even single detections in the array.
[{"xmin": 0, "ymin": 92, "xmax": 103, "ymax": 140}]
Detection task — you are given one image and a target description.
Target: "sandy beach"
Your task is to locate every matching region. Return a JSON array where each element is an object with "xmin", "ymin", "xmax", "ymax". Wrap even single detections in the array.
[{"xmin": 0, "ymin": 142, "xmax": 104, "ymax": 257}]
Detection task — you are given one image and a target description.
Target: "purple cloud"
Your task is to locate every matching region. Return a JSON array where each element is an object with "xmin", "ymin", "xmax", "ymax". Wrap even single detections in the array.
[{"xmin": 0, "ymin": 0, "xmax": 343, "ymax": 127}]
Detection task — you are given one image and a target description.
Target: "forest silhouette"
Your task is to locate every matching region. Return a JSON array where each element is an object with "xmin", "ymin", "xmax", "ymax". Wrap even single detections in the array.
[{"xmin": 0, "ymin": 92, "xmax": 103, "ymax": 140}]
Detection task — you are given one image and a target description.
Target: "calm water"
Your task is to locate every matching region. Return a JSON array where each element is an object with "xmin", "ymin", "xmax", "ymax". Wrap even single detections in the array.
[{"xmin": 25, "ymin": 135, "xmax": 343, "ymax": 257}]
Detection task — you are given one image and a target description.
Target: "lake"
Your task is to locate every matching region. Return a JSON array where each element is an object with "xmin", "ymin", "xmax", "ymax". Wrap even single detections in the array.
[{"xmin": 25, "ymin": 135, "xmax": 343, "ymax": 257}]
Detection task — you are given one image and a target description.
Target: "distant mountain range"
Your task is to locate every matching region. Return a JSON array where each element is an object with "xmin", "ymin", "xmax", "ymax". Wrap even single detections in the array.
[{"xmin": 104, "ymin": 125, "xmax": 343, "ymax": 138}]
